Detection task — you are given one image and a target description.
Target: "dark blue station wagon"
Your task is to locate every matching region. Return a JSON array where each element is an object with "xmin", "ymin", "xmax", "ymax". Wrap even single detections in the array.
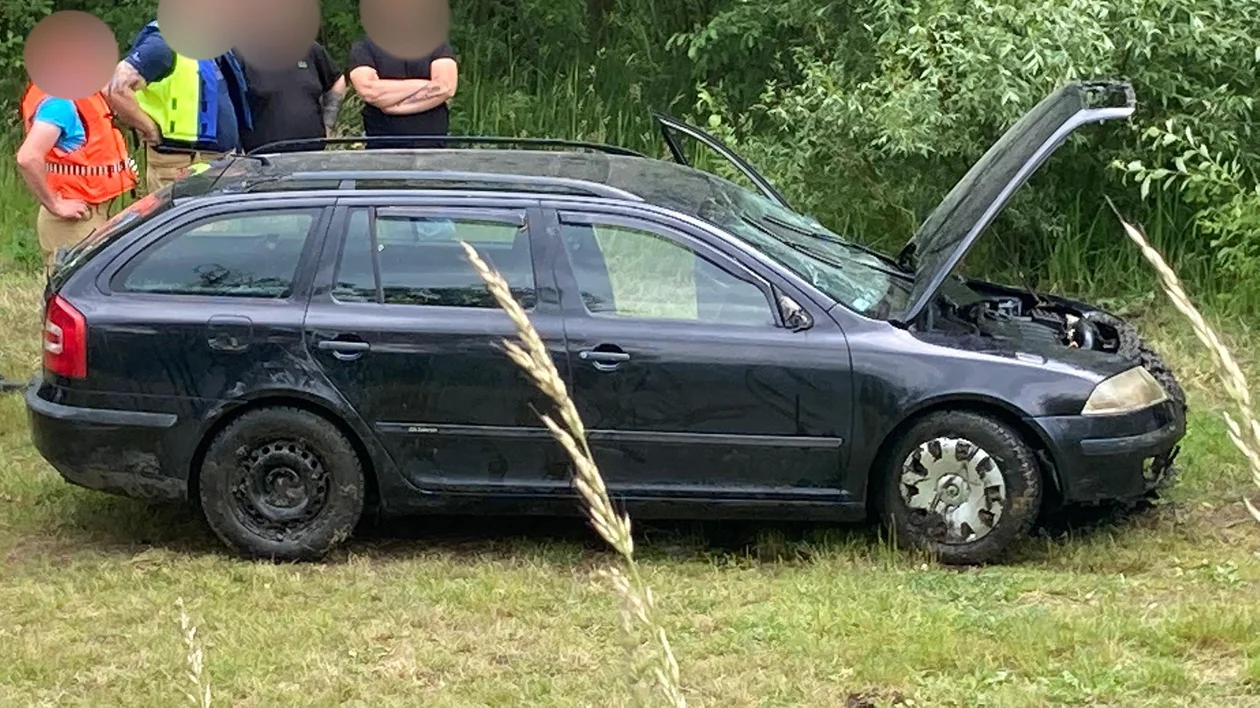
[{"xmin": 27, "ymin": 82, "xmax": 1186, "ymax": 564}]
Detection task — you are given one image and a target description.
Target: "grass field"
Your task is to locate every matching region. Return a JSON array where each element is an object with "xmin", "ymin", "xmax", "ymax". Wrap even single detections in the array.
[{"xmin": 0, "ymin": 256, "xmax": 1258, "ymax": 707}]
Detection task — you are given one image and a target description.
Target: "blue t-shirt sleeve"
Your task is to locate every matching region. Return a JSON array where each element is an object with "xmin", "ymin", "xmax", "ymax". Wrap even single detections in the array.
[
  {"xmin": 32, "ymin": 97, "xmax": 76, "ymax": 133},
  {"xmin": 32, "ymin": 97, "xmax": 86, "ymax": 152},
  {"xmin": 125, "ymin": 32, "xmax": 177, "ymax": 84}
]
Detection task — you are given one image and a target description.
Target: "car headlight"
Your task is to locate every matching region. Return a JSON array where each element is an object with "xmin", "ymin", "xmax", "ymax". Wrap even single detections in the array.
[{"xmin": 1082, "ymin": 367, "xmax": 1169, "ymax": 416}]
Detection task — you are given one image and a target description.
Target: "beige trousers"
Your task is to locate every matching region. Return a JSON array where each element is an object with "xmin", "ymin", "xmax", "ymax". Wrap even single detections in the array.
[
  {"xmin": 37, "ymin": 202, "xmax": 111, "ymax": 273},
  {"xmin": 145, "ymin": 146, "xmax": 227, "ymax": 194}
]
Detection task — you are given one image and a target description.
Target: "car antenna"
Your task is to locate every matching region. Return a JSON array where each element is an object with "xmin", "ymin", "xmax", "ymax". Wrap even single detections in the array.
[{"xmin": 205, "ymin": 151, "xmax": 270, "ymax": 193}]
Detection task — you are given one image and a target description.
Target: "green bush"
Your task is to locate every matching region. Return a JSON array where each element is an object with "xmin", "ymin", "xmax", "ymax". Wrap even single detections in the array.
[
  {"xmin": 1, "ymin": 1, "xmax": 1257, "ymax": 313},
  {"xmin": 674, "ymin": 0, "xmax": 1260, "ymax": 310}
]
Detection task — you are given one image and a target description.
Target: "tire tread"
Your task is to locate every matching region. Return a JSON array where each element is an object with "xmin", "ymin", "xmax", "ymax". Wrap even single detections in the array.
[
  {"xmin": 882, "ymin": 410, "xmax": 1042, "ymax": 565},
  {"xmin": 199, "ymin": 406, "xmax": 365, "ymax": 562}
]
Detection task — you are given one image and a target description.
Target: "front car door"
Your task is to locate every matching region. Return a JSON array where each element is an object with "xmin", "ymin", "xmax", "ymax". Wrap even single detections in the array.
[
  {"xmin": 303, "ymin": 197, "xmax": 573, "ymax": 496},
  {"xmin": 547, "ymin": 205, "xmax": 856, "ymax": 508}
]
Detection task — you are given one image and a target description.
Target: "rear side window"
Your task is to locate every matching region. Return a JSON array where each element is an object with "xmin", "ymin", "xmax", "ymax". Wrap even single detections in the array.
[
  {"xmin": 51, "ymin": 189, "xmax": 173, "ymax": 290},
  {"xmin": 116, "ymin": 210, "xmax": 320, "ymax": 298},
  {"xmin": 334, "ymin": 208, "xmax": 536, "ymax": 309}
]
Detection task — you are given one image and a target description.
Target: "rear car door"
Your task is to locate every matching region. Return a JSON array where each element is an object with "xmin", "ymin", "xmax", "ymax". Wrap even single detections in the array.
[
  {"xmin": 303, "ymin": 198, "xmax": 572, "ymax": 494},
  {"xmin": 87, "ymin": 200, "xmax": 331, "ymax": 401},
  {"xmin": 548, "ymin": 206, "xmax": 854, "ymax": 501}
]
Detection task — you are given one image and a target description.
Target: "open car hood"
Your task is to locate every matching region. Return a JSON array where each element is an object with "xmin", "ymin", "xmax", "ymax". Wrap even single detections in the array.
[
  {"xmin": 650, "ymin": 81, "xmax": 1134, "ymax": 324},
  {"xmin": 891, "ymin": 81, "xmax": 1136, "ymax": 324}
]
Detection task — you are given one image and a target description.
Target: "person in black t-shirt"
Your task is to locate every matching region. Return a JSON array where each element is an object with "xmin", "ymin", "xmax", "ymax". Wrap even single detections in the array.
[
  {"xmin": 239, "ymin": 42, "xmax": 347, "ymax": 153},
  {"xmin": 346, "ymin": 36, "xmax": 458, "ymax": 149}
]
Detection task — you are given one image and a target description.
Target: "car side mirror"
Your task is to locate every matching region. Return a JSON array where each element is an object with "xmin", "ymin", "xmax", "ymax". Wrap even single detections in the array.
[{"xmin": 778, "ymin": 294, "xmax": 813, "ymax": 332}]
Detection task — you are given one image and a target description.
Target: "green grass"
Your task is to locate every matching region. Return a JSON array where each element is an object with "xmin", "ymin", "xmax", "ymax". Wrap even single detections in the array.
[
  {"xmin": 2, "ymin": 65, "xmax": 1260, "ymax": 701},
  {"xmin": 0, "ymin": 252, "xmax": 1259, "ymax": 705}
]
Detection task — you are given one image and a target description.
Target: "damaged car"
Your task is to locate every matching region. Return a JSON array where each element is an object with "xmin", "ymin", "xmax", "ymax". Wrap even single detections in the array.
[{"xmin": 27, "ymin": 80, "xmax": 1184, "ymax": 564}]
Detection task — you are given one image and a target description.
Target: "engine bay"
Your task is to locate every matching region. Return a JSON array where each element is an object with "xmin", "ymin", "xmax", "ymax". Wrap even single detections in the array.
[{"xmin": 927, "ymin": 279, "xmax": 1126, "ymax": 356}]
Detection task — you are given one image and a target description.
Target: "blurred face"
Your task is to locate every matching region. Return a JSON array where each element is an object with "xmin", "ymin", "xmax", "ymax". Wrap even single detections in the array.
[
  {"xmin": 24, "ymin": 11, "xmax": 119, "ymax": 100},
  {"xmin": 158, "ymin": 0, "xmax": 243, "ymax": 60},
  {"xmin": 236, "ymin": 0, "xmax": 321, "ymax": 70},
  {"xmin": 360, "ymin": 0, "xmax": 449, "ymax": 59}
]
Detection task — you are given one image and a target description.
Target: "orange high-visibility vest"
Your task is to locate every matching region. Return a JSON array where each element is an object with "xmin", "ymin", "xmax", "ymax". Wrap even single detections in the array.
[{"xmin": 21, "ymin": 84, "xmax": 137, "ymax": 205}]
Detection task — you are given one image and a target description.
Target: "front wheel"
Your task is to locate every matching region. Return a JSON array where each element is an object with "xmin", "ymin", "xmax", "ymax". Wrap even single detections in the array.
[
  {"xmin": 882, "ymin": 411, "xmax": 1042, "ymax": 565},
  {"xmin": 198, "ymin": 407, "xmax": 365, "ymax": 561}
]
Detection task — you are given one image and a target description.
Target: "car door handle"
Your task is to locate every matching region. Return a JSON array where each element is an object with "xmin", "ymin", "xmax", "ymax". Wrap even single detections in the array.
[
  {"xmin": 580, "ymin": 350, "xmax": 630, "ymax": 363},
  {"xmin": 208, "ymin": 332, "xmax": 249, "ymax": 353},
  {"xmin": 318, "ymin": 339, "xmax": 371, "ymax": 361},
  {"xmin": 207, "ymin": 315, "xmax": 252, "ymax": 353},
  {"xmin": 579, "ymin": 347, "xmax": 630, "ymax": 372}
]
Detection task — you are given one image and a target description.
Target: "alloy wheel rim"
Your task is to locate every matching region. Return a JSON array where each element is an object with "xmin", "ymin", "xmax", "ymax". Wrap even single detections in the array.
[{"xmin": 899, "ymin": 436, "xmax": 1007, "ymax": 544}]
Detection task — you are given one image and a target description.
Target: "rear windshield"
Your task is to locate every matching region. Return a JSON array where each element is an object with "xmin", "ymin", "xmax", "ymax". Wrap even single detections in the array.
[{"xmin": 51, "ymin": 188, "xmax": 173, "ymax": 288}]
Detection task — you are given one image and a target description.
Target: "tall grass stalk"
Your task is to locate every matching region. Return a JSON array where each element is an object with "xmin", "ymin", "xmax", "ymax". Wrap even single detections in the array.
[
  {"xmin": 461, "ymin": 242, "xmax": 685, "ymax": 707},
  {"xmin": 176, "ymin": 597, "xmax": 213, "ymax": 708},
  {"xmin": 1109, "ymin": 200, "xmax": 1260, "ymax": 520}
]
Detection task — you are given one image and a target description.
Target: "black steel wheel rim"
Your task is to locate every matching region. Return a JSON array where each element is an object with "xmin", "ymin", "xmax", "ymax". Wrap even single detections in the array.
[{"xmin": 229, "ymin": 438, "xmax": 330, "ymax": 541}]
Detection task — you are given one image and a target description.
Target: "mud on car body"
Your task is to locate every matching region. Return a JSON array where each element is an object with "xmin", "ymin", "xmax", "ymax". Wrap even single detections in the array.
[{"xmin": 27, "ymin": 80, "xmax": 1185, "ymax": 564}]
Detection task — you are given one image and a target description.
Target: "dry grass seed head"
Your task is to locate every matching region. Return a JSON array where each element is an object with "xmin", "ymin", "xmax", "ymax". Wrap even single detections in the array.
[
  {"xmin": 1109, "ymin": 201, "xmax": 1260, "ymax": 521},
  {"xmin": 462, "ymin": 242, "xmax": 685, "ymax": 706},
  {"xmin": 176, "ymin": 598, "xmax": 212, "ymax": 708}
]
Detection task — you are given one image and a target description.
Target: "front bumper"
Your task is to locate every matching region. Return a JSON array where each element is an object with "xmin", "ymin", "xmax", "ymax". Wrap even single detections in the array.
[
  {"xmin": 1034, "ymin": 400, "xmax": 1185, "ymax": 504},
  {"xmin": 25, "ymin": 381, "xmax": 187, "ymax": 501}
]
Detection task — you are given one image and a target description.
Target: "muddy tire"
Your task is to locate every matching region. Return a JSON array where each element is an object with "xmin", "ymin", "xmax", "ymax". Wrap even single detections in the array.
[
  {"xmin": 882, "ymin": 411, "xmax": 1042, "ymax": 565},
  {"xmin": 199, "ymin": 407, "xmax": 365, "ymax": 561}
]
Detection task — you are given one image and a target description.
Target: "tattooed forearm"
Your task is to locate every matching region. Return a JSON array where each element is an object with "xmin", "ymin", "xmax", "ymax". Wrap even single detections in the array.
[
  {"xmin": 381, "ymin": 82, "xmax": 450, "ymax": 116},
  {"xmin": 105, "ymin": 60, "xmax": 161, "ymax": 142},
  {"xmin": 380, "ymin": 81, "xmax": 451, "ymax": 116},
  {"xmin": 321, "ymin": 86, "xmax": 346, "ymax": 134},
  {"xmin": 108, "ymin": 61, "xmax": 146, "ymax": 94},
  {"xmin": 396, "ymin": 82, "xmax": 448, "ymax": 107}
]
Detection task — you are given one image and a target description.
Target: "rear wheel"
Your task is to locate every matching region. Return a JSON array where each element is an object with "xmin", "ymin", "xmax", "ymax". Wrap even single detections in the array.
[
  {"xmin": 198, "ymin": 407, "xmax": 365, "ymax": 561},
  {"xmin": 882, "ymin": 411, "xmax": 1042, "ymax": 565}
]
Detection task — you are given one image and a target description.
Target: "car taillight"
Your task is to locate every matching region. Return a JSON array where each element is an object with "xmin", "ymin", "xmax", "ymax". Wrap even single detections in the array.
[{"xmin": 43, "ymin": 295, "xmax": 87, "ymax": 379}]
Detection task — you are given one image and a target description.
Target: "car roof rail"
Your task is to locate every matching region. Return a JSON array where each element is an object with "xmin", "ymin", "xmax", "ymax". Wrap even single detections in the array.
[
  {"xmin": 273, "ymin": 169, "xmax": 645, "ymax": 202},
  {"xmin": 246, "ymin": 135, "xmax": 648, "ymax": 158}
]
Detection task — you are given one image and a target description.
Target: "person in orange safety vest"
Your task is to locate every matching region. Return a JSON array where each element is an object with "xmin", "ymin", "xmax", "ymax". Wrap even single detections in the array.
[{"xmin": 17, "ymin": 82, "xmax": 137, "ymax": 273}]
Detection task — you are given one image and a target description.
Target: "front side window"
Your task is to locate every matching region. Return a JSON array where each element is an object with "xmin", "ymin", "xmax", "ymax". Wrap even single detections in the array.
[
  {"xmin": 559, "ymin": 219, "xmax": 774, "ymax": 326},
  {"xmin": 118, "ymin": 209, "xmax": 318, "ymax": 298},
  {"xmin": 334, "ymin": 208, "xmax": 536, "ymax": 309}
]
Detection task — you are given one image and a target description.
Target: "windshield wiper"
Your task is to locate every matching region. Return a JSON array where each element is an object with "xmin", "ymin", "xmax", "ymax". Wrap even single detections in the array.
[
  {"xmin": 762, "ymin": 212, "xmax": 823, "ymax": 237},
  {"xmin": 778, "ymin": 239, "xmax": 852, "ymax": 271},
  {"xmin": 739, "ymin": 214, "xmax": 846, "ymax": 267},
  {"xmin": 740, "ymin": 212, "xmax": 911, "ymax": 281},
  {"xmin": 738, "ymin": 213, "xmax": 783, "ymax": 241},
  {"xmin": 759, "ymin": 213, "xmax": 909, "ymax": 275}
]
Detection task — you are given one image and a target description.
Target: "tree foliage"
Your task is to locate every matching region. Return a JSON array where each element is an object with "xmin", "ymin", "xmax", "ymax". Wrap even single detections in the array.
[
  {"xmin": 1, "ymin": 0, "xmax": 1257, "ymax": 306},
  {"xmin": 675, "ymin": 1, "xmax": 1260, "ymax": 276}
]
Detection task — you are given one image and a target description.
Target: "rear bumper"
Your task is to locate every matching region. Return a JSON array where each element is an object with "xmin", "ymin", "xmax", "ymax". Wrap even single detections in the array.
[
  {"xmin": 25, "ymin": 381, "xmax": 187, "ymax": 501},
  {"xmin": 1035, "ymin": 400, "xmax": 1185, "ymax": 504}
]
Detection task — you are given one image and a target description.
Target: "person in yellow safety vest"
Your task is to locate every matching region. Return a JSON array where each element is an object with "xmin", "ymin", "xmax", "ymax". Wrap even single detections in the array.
[
  {"xmin": 105, "ymin": 21, "xmax": 252, "ymax": 193},
  {"xmin": 17, "ymin": 82, "xmax": 138, "ymax": 274}
]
